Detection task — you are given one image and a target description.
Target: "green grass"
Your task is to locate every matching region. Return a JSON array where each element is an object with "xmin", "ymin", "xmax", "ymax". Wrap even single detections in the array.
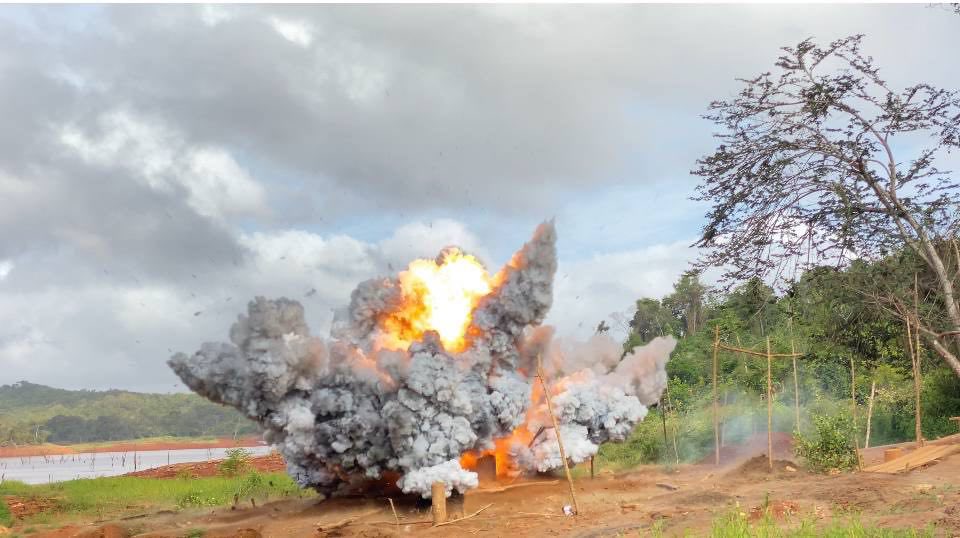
[
  {"xmin": 0, "ymin": 471, "xmax": 313, "ymax": 525},
  {"xmin": 706, "ymin": 511, "xmax": 934, "ymax": 538},
  {"xmin": 0, "ymin": 495, "xmax": 13, "ymax": 527}
]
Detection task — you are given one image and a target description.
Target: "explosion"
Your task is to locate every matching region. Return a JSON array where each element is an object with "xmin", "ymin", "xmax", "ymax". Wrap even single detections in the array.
[
  {"xmin": 381, "ymin": 248, "xmax": 492, "ymax": 352},
  {"xmin": 169, "ymin": 222, "xmax": 675, "ymax": 498}
]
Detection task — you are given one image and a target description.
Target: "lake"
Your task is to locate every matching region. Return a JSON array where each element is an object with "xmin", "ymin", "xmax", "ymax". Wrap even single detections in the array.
[{"xmin": 0, "ymin": 445, "xmax": 274, "ymax": 484}]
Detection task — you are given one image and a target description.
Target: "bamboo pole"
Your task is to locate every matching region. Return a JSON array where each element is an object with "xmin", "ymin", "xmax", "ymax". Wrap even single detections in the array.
[
  {"xmin": 850, "ymin": 358, "xmax": 863, "ymax": 471},
  {"xmin": 716, "ymin": 344, "xmax": 801, "ymax": 358},
  {"xmin": 865, "ymin": 380, "xmax": 876, "ymax": 449},
  {"xmin": 431, "ymin": 482, "xmax": 447, "ymax": 525},
  {"xmin": 791, "ymin": 341, "xmax": 800, "ymax": 432},
  {"xmin": 712, "ymin": 326, "xmax": 720, "ymax": 466},
  {"xmin": 666, "ymin": 387, "xmax": 679, "ymax": 465},
  {"xmin": 906, "ymin": 318, "xmax": 923, "ymax": 448},
  {"xmin": 914, "ymin": 273, "xmax": 924, "ymax": 448},
  {"xmin": 658, "ymin": 397, "xmax": 669, "ymax": 455},
  {"xmin": 766, "ymin": 337, "xmax": 773, "ymax": 471},
  {"xmin": 536, "ymin": 354, "xmax": 580, "ymax": 515},
  {"xmin": 788, "ymin": 318, "xmax": 800, "ymax": 432}
]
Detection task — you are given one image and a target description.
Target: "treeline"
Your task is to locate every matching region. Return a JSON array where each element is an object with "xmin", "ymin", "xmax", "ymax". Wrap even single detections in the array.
[
  {"xmin": 619, "ymin": 250, "xmax": 960, "ymax": 462},
  {"xmin": 0, "ymin": 381, "xmax": 259, "ymax": 445}
]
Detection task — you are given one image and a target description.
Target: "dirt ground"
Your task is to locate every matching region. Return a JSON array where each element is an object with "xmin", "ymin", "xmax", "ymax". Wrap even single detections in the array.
[{"xmin": 16, "ymin": 436, "xmax": 960, "ymax": 537}]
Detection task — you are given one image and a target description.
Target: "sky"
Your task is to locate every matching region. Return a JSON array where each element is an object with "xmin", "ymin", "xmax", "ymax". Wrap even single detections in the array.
[{"xmin": 0, "ymin": 4, "xmax": 958, "ymax": 392}]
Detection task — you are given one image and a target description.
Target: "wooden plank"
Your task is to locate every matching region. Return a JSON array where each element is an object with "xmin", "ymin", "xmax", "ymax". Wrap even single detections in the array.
[{"xmin": 863, "ymin": 445, "xmax": 959, "ymax": 474}]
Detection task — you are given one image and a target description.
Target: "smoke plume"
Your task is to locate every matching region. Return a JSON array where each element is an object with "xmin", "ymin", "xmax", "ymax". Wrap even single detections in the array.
[{"xmin": 169, "ymin": 222, "xmax": 675, "ymax": 497}]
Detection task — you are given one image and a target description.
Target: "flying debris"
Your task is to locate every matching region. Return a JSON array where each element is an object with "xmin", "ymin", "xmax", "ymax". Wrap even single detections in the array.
[{"xmin": 169, "ymin": 222, "xmax": 674, "ymax": 498}]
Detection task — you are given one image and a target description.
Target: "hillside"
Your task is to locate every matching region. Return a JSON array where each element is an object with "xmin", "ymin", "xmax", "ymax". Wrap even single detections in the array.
[{"xmin": 0, "ymin": 381, "xmax": 258, "ymax": 445}]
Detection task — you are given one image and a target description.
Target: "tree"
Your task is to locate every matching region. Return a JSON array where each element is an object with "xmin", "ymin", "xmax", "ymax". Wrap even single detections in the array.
[
  {"xmin": 662, "ymin": 270, "xmax": 709, "ymax": 336},
  {"xmin": 692, "ymin": 35, "xmax": 960, "ymax": 376},
  {"xmin": 628, "ymin": 298, "xmax": 679, "ymax": 345}
]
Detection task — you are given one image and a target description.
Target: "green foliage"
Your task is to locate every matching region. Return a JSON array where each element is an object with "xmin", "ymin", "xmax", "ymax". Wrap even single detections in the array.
[
  {"xmin": 0, "ymin": 473, "xmax": 308, "ymax": 523},
  {"xmin": 0, "ymin": 495, "xmax": 13, "ymax": 527},
  {"xmin": 709, "ymin": 509, "xmax": 933, "ymax": 537},
  {"xmin": 0, "ymin": 381, "xmax": 259, "ymax": 445},
  {"xmin": 627, "ymin": 298, "xmax": 680, "ymax": 350},
  {"xmin": 615, "ymin": 254, "xmax": 960, "ymax": 469},
  {"xmin": 218, "ymin": 448, "xmax": 252, "ymax": 477},
  {"xmin": 793, "ymin": 413, "xmax": 858, "ymax": 473}
]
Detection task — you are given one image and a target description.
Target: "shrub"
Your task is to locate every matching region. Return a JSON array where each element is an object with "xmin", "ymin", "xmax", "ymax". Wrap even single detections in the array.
[
  {"xmin": 218, "ymin": 448, "xmax": 252, "ymax": 477},
  {"xmin": 794, "ymin": 412, "xmax": 858, "ymax": 473}
]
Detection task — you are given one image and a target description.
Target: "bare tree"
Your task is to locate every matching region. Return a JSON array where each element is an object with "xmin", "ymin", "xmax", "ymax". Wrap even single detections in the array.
[{"xmin": 692, "ymin": 35, "xmax": 960, "ymax": 376}]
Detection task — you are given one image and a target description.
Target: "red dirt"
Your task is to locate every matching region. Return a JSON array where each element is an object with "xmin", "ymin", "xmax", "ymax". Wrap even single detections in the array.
[
  {"xmin": 0, "ymin": 437, "xmax": 265, "ymax": 458},
  {"xmin": 749, "ymin": 500, "xmax": 800, "ymax": 521},
  {"xmin": 0, "ymin": 445, "xmax": 75, "ymax": 458},
  {"xmin": 124, "ymin": 453, "xmax": 285, "ymax": 479},
  {"xmin": 4, "ymin": 495, "xmax": 59, "ymax": 519},
  {"xmin": 14, "ymin": 438, "xmax": 960, "ymax": 537}
]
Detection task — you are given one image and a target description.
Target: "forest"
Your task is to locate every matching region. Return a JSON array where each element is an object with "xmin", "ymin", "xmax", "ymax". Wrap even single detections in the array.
[
  {"xmin": 0, "ymin": 381, "xmax": 258, "ymax": 445},
  {"xmin": 611, "ymin": 247, "xmax": 960, "ymax": 466}
]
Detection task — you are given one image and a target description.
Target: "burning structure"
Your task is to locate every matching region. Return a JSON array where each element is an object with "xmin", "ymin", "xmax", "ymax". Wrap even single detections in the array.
[{"xmin": 169, "ymin": 222, "xmax": 675, "ymax": 498}]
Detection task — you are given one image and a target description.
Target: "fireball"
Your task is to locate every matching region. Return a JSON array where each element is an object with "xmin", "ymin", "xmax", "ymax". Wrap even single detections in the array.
[{"xmin": 381, "ymin": 248, "xmax": 493, "ymax": 352}]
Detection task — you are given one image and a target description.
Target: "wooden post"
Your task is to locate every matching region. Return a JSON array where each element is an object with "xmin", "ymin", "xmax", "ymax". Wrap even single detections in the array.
[
  {"xmin": 665, "ymin": 387, "xmax": 679, "ymax": 466},
  {"xmin": 913, "ymin": 274, "xmax": 924, "ymax": 448},
  {"xmin": 791, "ymin": 340, "xmax": 800, "ymax": 432},
  {"xmin": 766, "ymin": 337, "xmax": 773, "ymax": 471},
  {"xmin": 476, "ymin": 455, "xmax": 497, "ymax": 485},
  {"xmin": 712, "ymin": 326, "xmax": 720, "ymax": 466},
  {"xmin": 906, "ymin": 319, "xmax": 923, "ymax": 448},
  {"xmin": 537, "ymin": 354, "xmax": 580, "ymax": 515},
  {"xmin": 865, "ymin": 380, "xmax": 876, "ymax": 449},
  {"xmin": 431, "ymin": 482, "xmax": 447, "ymax": 524},
  {"xmin": 659, "ymin": 397, "xmax": 669, "ymax": 457},
  {"xmin": 850, "ymin": 357, "xmax": 863, "ymax": 471},
  {"xmin": 590, "ymin": 456, "xmax": 595, "ymax": 479}
]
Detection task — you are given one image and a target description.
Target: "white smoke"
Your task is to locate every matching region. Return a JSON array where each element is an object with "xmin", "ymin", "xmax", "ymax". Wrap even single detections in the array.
[{"xmin": 169, "ymin": 222, "xmax": 674, "ymax": 497}]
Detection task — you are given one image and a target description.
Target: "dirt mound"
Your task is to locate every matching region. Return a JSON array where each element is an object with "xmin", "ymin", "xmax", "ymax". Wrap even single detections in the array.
[
  {"xmin": 699, "ymin": 432, "xmax": 795, "ymax": 465},
  {"xmin": 3, "ymin": 495, "xmax": 59, "ymax": 520},
  {"xmin": 125, "ymin": 453, "xmax": 285, "ymax": 479},
  {"xmin": 728, "ymin": 456, "xmax": 800, "ymax": 477}
]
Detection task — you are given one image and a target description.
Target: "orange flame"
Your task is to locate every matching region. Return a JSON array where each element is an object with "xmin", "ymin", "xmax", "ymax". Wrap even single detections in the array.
[
  {"xmin": 379, "ymin": 249, "xmax": 492, "ymax": 352},
  {"xmin": 460, "ymin": 426, "xmax": 535, "ymax": 479}
]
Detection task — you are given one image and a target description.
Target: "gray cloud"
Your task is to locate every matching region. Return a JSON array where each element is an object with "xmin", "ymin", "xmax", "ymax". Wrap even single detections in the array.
[{"xmin": 0, "ymin": 4, "xmax": 956, "ymax": 390}]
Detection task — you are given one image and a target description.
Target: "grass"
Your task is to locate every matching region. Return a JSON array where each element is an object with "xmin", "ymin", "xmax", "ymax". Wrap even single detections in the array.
[
  {"xmin": 0, "ymin": 495, "xmax": 12, "ymax": 527},
  {"xmin": 0, "ymin": 471, "xmax": 313, "ymax": 526},
  {"xmin": 704, "ymin": 511, "xmax": 934, "ymax": 538}
]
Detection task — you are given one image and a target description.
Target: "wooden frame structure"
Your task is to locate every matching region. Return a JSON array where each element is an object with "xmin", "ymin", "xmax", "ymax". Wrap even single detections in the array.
[{"xmin": 711, "ymin": 328, "xmax": 802, "ymax": 470}]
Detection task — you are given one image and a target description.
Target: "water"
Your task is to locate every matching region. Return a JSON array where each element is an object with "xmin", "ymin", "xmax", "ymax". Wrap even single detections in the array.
[{"xmin": 0, "ymin": 445, "xmax": 274, "ymax": 484}]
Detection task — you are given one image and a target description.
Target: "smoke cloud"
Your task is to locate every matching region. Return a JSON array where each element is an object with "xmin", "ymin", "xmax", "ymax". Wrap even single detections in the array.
[{"xmin": 169, "ymin": 222, "xmax": 675, "ymax": 497}]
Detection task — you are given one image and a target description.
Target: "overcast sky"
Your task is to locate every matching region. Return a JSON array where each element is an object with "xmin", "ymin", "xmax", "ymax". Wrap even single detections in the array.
[{"xmin": 1, "ymin": 4, "xmax": 957, "ymax": 392}]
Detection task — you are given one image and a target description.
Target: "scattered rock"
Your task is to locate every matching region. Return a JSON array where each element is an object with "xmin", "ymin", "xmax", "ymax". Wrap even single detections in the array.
[
  {"xmin": 914, "ymin": 484, "xmax": 933, "ymax": 494},
  {"xmin": 785, "ymin": 466, "xmax": 797, "ymax": 472},
  {"xmin": 656, "ymin": 482, "xmax": 679, "ymax": 491}
]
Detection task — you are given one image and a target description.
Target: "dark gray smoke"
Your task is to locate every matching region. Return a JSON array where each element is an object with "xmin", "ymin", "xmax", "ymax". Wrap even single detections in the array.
[{"xmin": 169, "ymin": 222, "xmax": 674, "ymax": 497}]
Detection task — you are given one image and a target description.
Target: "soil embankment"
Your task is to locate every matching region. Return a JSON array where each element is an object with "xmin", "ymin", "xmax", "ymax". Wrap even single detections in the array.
[
  {"xmin": 124, "ymin": 453, "xmax": 285, "ymax": 479},
  {"xmin": 0, "ymin": 437, "xmax": 265, "ymax": 458}
]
